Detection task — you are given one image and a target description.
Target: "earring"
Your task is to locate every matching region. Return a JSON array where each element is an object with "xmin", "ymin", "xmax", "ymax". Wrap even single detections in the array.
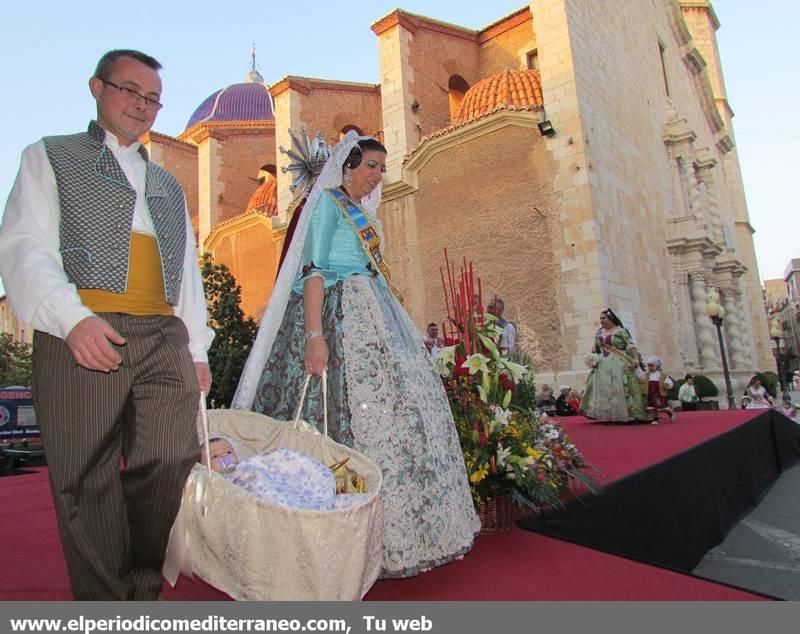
[{"xmin": 343, "ymin": 168, "xmax": 353, "ymax": 187}]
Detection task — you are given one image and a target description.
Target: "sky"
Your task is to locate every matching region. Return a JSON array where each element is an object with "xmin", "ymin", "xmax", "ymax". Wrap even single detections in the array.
[{"xmin": 0, "ymin": 1, "xmax": 798, "ymax": 284}]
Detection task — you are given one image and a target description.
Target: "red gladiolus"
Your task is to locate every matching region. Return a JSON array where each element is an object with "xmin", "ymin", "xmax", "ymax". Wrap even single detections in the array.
[{"xmin": 478, "ymin": 432, "xmax": 488, "ymax": 446}]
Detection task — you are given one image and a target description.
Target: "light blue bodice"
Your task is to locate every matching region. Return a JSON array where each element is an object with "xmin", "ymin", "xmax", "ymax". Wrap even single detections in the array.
[{"xmin": 293, "ymin": 188, "xmax": 379, "ymax": 293}]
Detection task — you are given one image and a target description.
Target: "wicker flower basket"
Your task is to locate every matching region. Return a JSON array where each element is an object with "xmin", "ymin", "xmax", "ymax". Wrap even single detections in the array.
[{"xmin": 477, "ymin": 493, "xmax": 513, "ymax": 534}]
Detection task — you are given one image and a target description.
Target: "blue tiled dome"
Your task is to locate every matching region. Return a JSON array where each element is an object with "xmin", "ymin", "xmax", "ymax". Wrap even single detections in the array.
[{"xmin": 185, "ymin": 71, "xmax": 274, "ymax": 130}]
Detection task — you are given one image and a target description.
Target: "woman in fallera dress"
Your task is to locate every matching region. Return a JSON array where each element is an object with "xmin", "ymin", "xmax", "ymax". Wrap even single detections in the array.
[
  {"xmin": 233, "ymin": 132, "xmax": 479, "ymax": 578},
  {"xmin": 581, "ymin": 309, "xmax": 647, "ymax": 422}
]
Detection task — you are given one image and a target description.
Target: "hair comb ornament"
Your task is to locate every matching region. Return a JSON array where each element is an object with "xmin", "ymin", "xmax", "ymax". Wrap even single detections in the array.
[{"xmin": 280, "ymin": 125, "xmax": 331, "ymax": 195}]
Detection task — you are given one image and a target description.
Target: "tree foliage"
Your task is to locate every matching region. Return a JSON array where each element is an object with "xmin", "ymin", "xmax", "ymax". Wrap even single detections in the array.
[
  {"xmin": 0, "ymin": 332, "xmax": 33, "ymax": 387},
  {"xmin": 201, "ymin": 253, "xmax": 258, "ymax": 408}
]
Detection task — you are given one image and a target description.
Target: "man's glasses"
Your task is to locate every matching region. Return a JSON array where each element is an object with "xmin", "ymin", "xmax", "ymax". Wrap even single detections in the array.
[{"xmin": 99, "ymin": 78, "xmax": 163, "ymax": 110}]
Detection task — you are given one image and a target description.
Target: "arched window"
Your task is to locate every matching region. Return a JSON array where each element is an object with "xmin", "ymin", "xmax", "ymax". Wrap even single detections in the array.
[
  {"xmin": 340, "ymin": 125, "xmax": 363, "ymax": 139},
  {"xmin": 448, "ymin": 75, "xmax": 470, "ymax": 121}
]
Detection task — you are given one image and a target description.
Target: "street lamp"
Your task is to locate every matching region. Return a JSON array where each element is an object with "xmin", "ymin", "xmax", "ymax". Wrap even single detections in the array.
[
  {"xmin": 707, "ymin": 290, "xmax": 736, "ymax": 409},
  {"xmin": 770, "ymin": 318, "xmax": 791, "ymax": 401}
]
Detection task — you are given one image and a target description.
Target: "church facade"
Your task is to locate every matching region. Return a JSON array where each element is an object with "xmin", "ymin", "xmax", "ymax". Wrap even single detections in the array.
[{"xmin": 144, "ymin": 0, "xmax": 770, "ymax": 393}]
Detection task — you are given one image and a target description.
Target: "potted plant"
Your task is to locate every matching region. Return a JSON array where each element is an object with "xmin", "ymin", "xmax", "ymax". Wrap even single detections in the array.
[{"xmin": 435, "ymin": 252, "xmax": 596, "ymax": 533}]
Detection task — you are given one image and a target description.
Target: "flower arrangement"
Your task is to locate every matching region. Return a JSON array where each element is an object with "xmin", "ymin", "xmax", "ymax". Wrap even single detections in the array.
[{"xmin": 436, "ymin": 252, "xmax": 596, "ymax": 511}]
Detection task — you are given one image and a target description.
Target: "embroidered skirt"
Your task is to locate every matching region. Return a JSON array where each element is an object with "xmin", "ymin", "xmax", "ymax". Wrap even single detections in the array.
[{"xmin": 253, "ymin": 274, "xmax": 479, "ymax": 578}]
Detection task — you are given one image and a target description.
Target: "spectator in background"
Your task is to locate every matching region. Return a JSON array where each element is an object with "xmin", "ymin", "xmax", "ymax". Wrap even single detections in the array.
[
  {"xmin": 743, "ymin": 375, "xmax": 772, "ymax": 409},
  {"xmin": 537, "ymin": 384, "xmax": 558, "ymax": 416},
  {"xmin": 678, "ymin": 374, "xmax": 699, "ymax": 411},
  {"xmin": 556, "ymin": 385, "xmax": 577, "ymax": 416},
  {"xmin": 567, "ymin": 389, "xmax": 582, "ymax": 414},
  {"xmin": 487, "ymin": 297, "xmax": 518, "ymax": 356},
  {"xmin": 779, "ymin": 396, "xmax": 797, "ymax": 420},
  {"xmin": 423, "ymin": 322, "xmax": 445, "ymax": 358}
]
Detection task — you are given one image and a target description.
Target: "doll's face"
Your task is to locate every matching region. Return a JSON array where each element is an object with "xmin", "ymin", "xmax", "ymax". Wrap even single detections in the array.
[
  {"xmin": 646, "ymin": 363, "xmax": 658, "ymax": 373},
  {"xmin": 209, "ymin": 438, "xmax": 239, "ymax": 473}
]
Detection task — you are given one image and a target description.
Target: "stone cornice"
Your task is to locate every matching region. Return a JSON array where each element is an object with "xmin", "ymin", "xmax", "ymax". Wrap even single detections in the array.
[
  {"xmin": 478, "ymin": 7, "xmax": 531, "ymax": 44},
  {"xmin": 662, "ymin": 116, "xmax": 697, "ymax": 147},
  {"xmin": 695, "ymin": 70, "xmax": 725, "ymax": 135},
  {"xmin": 683, "ymin": 47, "xmax": 706, "ymax": 75},
  {"xmin": 666, "ymin": 0, "xmax": 693, "ymax": 46},
  {"xmin": 178, "ymin": 120, "xmax": 275, "ymax": 144},
  {"xmin": 734, "ymin": 219, "xmax": 756, "ymax": 235},
  {"xmin": 371, "ymin": 9, "xmax": 477, "ymax": 42},
  {"xmin": 679, "ymin": 1, "xmax": 721, "ymax": 30},
  {"xmin": 381, "ymin": 179, "xmax": 418, "ymax": 202},
  {"xmin": 142, "ymin": 131, "xmax": 198, "ymax": 155},
  {"xmin": 665, "ymin": 234, "xmax": 718, "ymax": 255},
  {"xmin": 204, "ymin": 212, "xmax": 271, "ymax": 252},
  {"xmin": 693, "ymin": 147, "xmax": 717, "ymax": 171},
  {"xmin": 405, "ymin": 104, "xmax": 542, "ymax": 163},
  {"xmin": 384, "ymin": 109, "xmax": 541, "ymax": 201},
  {"xmin": 714, "ymin": 257, "xmax": 748, "ymax": 278},
  {"xmin": 715, "ymin": 134, "xmax": 734, "ymax": 155},
  {"xmin": 270, "ymin": 76, "xmax": 380, "ymax": 98}
]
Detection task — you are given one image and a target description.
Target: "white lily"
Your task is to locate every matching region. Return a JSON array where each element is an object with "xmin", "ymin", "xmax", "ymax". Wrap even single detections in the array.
[
  {"xmin": 500, "ymin": 359, "xmax": 528, "ymax": 384},
  {"xmin": 493, "ymin": 406, "xmax": 511, "ymax": 426},
  {"xmin": 437, "ymin": 345, "xmax": 457, "ymax": 366},
  {"xmin": 462, "ymin": 353, "xmax": 490, "ymax": 376},
  {"xmin": 496, "ymin": 443, "xmax": 512, "ymax": 468}
]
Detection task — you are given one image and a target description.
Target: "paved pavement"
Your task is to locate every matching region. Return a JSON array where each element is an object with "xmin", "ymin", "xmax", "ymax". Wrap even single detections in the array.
[
  {"xmin": 693, "ymin": 465, "xmax": 800, "ymax": 599},
  {"xmin": 692, "ymin": 400, "xmax": 800, "ymax": 599}
]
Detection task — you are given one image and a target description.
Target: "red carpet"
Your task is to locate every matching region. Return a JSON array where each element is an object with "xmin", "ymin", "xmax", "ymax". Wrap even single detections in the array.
[{"xmin": 0, "ymin": 410, "xmax": 767, "ymax": 601}]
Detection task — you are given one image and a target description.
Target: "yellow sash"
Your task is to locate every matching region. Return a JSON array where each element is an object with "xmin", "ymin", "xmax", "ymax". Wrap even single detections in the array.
[{"xmin": 78, "ymin": 233, "xmax": 173, "ymax": 315}]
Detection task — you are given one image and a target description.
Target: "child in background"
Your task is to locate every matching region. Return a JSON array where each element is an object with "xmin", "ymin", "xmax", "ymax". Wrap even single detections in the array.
[
  {"xmin": 678, "ymin": 374, "xmax": 699, "ymax": 412},
  {"xmin": 567, "ymin": 389, "xmax": 582, "ymax": 414},
  {"xmin": 638, "ymin": 356, "xmax": 675, "ymax": 424},
  {"xmin": 779, "ymin": 397, "xmax": 797, "ymax": 420}
]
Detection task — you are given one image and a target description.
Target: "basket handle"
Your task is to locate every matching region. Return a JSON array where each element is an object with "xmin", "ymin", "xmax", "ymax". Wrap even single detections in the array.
[
  {"xmin": 292, "ymin": 369, "xmax": 328, "ymax": 437},
  {"xmin": 198, "ymin": 391, "xmax": 212, "ymax": 477}
]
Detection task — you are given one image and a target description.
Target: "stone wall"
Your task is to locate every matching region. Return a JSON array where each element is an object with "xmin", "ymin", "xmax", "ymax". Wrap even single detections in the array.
[
  {"xmin": 479, "ymin": 9, "xmax": 536, "ymax": 77},
  {"xmin": 206, "ymin": 217, "xmax": 283, "ymax": 320},
  {"xmin": 143, "ymin": 132, "xmax": 199, "ymax": 234},
  {"xmin": 206, "ymin": 128, "xmax": 275, "ymax": 228},
  {"xmin": 382, "ymin": 116, "xmax": 564, "ymax": 371},
  {"xmin": 528, "ymin": 0, "xmax": 764, "ymax": 386}
]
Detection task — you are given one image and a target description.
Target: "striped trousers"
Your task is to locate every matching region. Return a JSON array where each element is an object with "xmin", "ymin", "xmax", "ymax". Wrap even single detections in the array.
[{"xmin": 32, "ymin": 314, "xmax": 200, "ymax": 600}]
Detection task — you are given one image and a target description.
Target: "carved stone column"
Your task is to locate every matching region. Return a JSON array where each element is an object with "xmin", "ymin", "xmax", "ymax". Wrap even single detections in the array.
[
  {"xmin": 694, "ymin": 150, "xmax": 722, "ymax": 243},
  {"xmin": 720, "ymin": 287, "xmax": 747, "ymax": 369},
  {"xmin": 671, "ymin": 269, "xmax": 698, "ymax": 367},
  {"xmin": 689, "ymin": 270, "xmax": 720, "ymax": 370},
  {"xmin": 732, "ymin": 282, "xmax": 755, "ymax": 368}
]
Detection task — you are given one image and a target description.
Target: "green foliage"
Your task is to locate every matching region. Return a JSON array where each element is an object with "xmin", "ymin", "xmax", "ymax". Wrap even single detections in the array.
[
  {"xmin": 668, "ymin": 374, "xmax": 718, "ymax": 401},
  {"xmin": 201, "ymin": 253, "xmax": 258, "ymax": 408},
  {"xmin": 0, "ymin": 333, "xmax": 33, "ymax": 387},
  {"xmin": 692, "ymin": 374, "xmax": 719, "ymax": 399},
  {"xmin": 508, "ymin": 350, "xmax": 537, "ymax": 412}
]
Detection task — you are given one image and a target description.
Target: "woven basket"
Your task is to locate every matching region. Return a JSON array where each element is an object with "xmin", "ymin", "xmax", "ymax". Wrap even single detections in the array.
[{"xmin": 477, "ymin": 493, "xmax": 513, "ymax": 534}]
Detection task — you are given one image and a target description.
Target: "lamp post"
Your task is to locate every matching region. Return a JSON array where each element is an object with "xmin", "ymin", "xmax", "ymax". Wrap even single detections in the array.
[
  {"xmin": 707, "ymin": 291, "xmax": 736, "ymax": 409},
  {"xmin": 770, "ymin": 318, "xmax": 791, "ymax": 401}
]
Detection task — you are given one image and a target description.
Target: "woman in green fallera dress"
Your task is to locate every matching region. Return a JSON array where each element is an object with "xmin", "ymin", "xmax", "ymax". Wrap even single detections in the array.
[{"xmin": 581, "ymin": 309, "xmax": 647, "ymax": 422}]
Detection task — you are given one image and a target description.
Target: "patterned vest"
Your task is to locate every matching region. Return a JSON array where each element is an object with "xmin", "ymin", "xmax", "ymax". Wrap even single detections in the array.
[{"xmin": 42, "ymin": 121, "xmax": 186, "ymax": 306}]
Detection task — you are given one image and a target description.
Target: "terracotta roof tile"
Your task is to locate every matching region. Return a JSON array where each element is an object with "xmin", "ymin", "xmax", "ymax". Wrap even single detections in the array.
[
  {"xmin": 454, "ymin": 69, "xmax": 543, "ymax": 125},
  {"xmin": 245, "ymin": 178, "xmax": 278, "ymax": 217}
]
